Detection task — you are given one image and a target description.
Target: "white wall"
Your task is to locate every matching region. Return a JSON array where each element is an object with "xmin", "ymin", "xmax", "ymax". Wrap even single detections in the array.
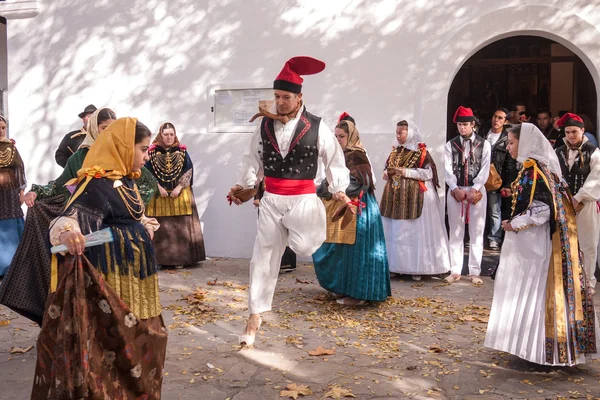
[{"xmin": 6, "ymin": 0, "xmax": 600, "ymax": 257}]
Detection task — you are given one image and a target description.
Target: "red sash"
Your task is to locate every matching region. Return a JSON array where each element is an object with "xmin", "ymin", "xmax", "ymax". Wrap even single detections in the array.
[{"xmin": 265, "ymin": 177, "xmax": 316, "ymax": 195}]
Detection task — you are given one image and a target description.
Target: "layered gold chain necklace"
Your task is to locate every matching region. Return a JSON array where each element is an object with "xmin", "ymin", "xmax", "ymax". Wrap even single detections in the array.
[
  {"xmin": 116, "ymin": 183, "xmax": 144, "ymax": 220},
  {"xmin": 0, "ymin": 146, "xmax": 15, "ymax": 168},
  {"xmin": 149, "ymin": 148, "xmax": 185, "ymax": 184}
]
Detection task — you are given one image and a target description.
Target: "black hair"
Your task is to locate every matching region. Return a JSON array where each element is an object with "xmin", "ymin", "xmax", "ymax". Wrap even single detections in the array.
[
  {"xmin": 509, "ymin": 103, "xmax": 526, "ymax": 112},
  {"xmin": 508, "ymin": 124, "xmax": 522, "ymax": 139},
  {"xmin": 495, "ymin": 107, "xmax": 509, "ymax": 116},
  {"xmin": 536, "ymin": 108, "xmax": 552, "ymax": 118},
  {"xmin": 558, "ymin": 110, "xmax": 569, "ymax": 118},
  {"xmin": 135, "ymin": 120, "xmax": 152, "ymax": 144},
  {"xmin": 97, "ymin": 108, "xmax": 117, "ymax": 125}
]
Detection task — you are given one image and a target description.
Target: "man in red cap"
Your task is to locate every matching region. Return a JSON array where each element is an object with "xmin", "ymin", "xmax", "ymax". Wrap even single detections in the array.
[
  {"xmin": 555, "ymin": 112, "xmax": 600, "ymax": 293},
  {"xmin": 228, "ymin": 56, "xmax": 350, "ymax": 345},
  {"xmin": 444, "ymin": 106, "xmax": 491, "ymax": 285}
]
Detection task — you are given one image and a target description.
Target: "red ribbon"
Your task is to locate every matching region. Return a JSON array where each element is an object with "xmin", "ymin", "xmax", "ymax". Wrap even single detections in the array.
[{"xmin": 347, "ymin": 190, "xmax": 366, "ymax": 215}]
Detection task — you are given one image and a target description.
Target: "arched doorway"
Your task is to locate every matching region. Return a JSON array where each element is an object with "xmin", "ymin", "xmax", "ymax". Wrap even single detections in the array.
[{"xmin": 446, "ymin": 35, "xmax": 597, "ymax": 140}]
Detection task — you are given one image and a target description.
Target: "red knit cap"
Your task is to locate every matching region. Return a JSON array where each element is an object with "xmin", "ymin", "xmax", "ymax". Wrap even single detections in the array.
[
  {"xmin": 274, "ymin": 56, "xmax": 326, "ymax": 94},
  {"xmin": 453, "ymin": 106, "xmax": 475, "ymax": 123},
  {"xmin": 556, "ymin": 112, "xmax": 584, "ymax": 128}
]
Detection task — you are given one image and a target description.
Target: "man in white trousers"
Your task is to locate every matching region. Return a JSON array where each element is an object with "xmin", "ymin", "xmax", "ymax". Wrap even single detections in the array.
[
  {"xmin": 555, "ymin": 112, "xmax": 600, "ymax": 295},
  {"xmin": 444, "ymin": 106, "xmax": 491, "ymax": 285},
  {"xmin": 228, "ymin": 56, "xmax": 350, "ymax": 345}
]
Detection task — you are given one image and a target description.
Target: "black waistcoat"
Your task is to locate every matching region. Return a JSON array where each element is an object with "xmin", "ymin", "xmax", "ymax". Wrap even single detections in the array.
[
  {"xmin": 450, "ymin": 134, "xmax": 485, "ymax": 186},
  {"xmin": 260, "ymin": 109, "xmax": 320, "ymax": 180},
  {"xmin": 557, "ymin": 141, "xmax": 597, "ymax": 196}
]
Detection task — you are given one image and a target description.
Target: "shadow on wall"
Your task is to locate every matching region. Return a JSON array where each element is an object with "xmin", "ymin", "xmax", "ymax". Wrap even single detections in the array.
[{"xmin": 8, "ymin": 0, "xmax": 600, "ymax": 256}]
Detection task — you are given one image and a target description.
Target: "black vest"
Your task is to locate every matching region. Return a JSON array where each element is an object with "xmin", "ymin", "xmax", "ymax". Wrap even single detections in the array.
[
  {"xmin": 450, "ymin": 134, "xmax": 485, "ymax": 187},
  {"xmin": 557, "ymin": 141, "xmax": 597, "ymax": 196},
  {"xmin": 260, "ymin": 109, "xmax": 320, "ymax": 180}
]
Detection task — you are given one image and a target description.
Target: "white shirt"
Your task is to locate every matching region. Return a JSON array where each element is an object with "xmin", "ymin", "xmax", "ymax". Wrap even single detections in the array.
[
  {"xmin": 486, "ymin": 129, "xmax": 502, "ymax": 147},
  {"xmin": 444, "ymin": 134, "xmax": 491, "ymax": 192},
  {"xmin": 237, "ymin": 103, "xmax": 349, "ymax": 194}
]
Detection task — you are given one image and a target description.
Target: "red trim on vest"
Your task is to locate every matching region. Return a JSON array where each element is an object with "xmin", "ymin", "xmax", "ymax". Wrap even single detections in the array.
[{"xmin": 265, "ymin": 177, "xmax": 316, "ymax": 195}]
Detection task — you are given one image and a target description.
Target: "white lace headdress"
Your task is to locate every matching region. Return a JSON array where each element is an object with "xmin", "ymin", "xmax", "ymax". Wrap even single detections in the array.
[
  {"xmin": 396, "ymin": 120, "xmax": 423, "ymax": 150},
  {"xmin": 516, "ymin": 123, "xmax": 562, "ymax": 178}
]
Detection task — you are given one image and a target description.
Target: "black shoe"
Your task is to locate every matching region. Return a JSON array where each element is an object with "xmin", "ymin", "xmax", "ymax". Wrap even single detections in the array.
[{"xmin": 279, "ymin": 265, "xmax": 296, "ymax": 273}]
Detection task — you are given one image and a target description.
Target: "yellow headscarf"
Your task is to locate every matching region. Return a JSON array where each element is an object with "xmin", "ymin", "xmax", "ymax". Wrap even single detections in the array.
[{"xmin": 65, "ymin": 117, "xmax": 141, "ymax": 208}]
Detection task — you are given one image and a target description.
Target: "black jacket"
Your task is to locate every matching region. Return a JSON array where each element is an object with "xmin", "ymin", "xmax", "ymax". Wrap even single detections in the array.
[
  {"xmin": 55, "ymin": 129, "xmax": 85, "ymax": 167},
  {"xmin": 488, "ymin": 129, "xmax": 518, "ymax": 191}
]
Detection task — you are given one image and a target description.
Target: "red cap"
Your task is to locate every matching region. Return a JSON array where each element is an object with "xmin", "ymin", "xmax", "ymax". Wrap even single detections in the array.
[
  {"xmin": 453, "ymin": 106, "xmax": 475, "ymax": 123},
  {"xmin": 556, "ymin": 112, "xmax": 584, "ymax": 128},
  {"xmin": 274, "ymin": 56, "xmax": 326, "ymax": 94}
]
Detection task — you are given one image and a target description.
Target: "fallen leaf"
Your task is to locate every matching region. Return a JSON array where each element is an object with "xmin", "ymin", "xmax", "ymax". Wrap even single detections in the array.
[
  {"xmin": 453, "ymin": 385, "xmax": 459, "ymax": 390},
  {"xmin": 279, "ymin": 383, "xmax": 313, "ymax": 399},
  {"xmin": 406, "ymin": 365, "xmax": 418, "ymax": 370},
  {"xmin": 10, "ymin": 345, "xmax": 33, "ymax": 354},
  {"xmin": 0, "ymin": 320, "xmax": 10, "ymax": 327},
  {"xmin": 429, "ymin": 344, "xmax": 446, "ymax": 353},
  {"xmin": 207, "ymin": 278, "xmax": 218, "ymax": 285},
  {"xmin": 324, "ymin": 386, "xmax": 356, "ymax": 399},
  {"xmin": 308, "ymin": 346, "xmax": 335, "ymax": 356},
  {"xmin": 295, "ymin": 278, "xmax": 311, "ymax": 284}
]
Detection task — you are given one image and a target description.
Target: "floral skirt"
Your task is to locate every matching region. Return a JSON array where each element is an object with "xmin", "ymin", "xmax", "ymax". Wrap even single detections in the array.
[{"xmin": 31, "ymin": 256, "xmax": 168, "ymax": 400}]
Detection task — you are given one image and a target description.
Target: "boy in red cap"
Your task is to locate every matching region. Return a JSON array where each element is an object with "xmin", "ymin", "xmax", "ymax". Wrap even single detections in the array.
[
  {"xmin": 444, "ymin": 106, "xmax": 491, "ymax": 285},
  {"xmin": 228, "ymin": 56, "xmax": 350, "ymax": 345},
  {"xmin": 555, "ymin": 112, "xmax": 600, "ymax": 293}
]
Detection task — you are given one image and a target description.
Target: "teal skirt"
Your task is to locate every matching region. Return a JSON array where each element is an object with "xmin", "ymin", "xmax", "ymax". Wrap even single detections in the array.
[
  {"xmin": 0, "ymin": 217, "xmax": 24, "ymax": 276},
  {"xmin": 312, "ymin": 192, "xmax": 391, "ymax": 301}
]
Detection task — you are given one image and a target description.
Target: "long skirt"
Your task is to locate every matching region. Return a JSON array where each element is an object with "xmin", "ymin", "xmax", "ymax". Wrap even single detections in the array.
[
  {"xmin": 0, "ymin": 217, "xmax": 24, "ymax": 276},
  {"xmin": 312, "ymin": 192, "xmax": 391, "ymax": 301},
  {"xmin": 31, "ymin": 256, "xmax": 167, "ymax": 399},
  {"xmin": 382, "ymin": 180, "xmax": 450, "ymax": 275},
  {"xmin": 153, "ymin": 193, "xmax": 205, "ymax": 266},
  {"xmin": 484, "ymin": 225, "xmax": 600, "ymax": 365},
  {"xmin": 0, "ymin": 194, "xmax": 64, "ymax": 325}
]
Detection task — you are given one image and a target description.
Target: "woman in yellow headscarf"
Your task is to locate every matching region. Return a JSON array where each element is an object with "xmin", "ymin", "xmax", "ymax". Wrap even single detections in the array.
[{"xmin": 31, "ymin": 118, "xmax": 167, "ymax": 400}]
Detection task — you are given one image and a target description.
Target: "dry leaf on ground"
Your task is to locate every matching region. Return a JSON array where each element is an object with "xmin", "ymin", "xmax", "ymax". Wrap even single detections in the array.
[
  {"xmin": 10, "ymin": 345, "xmax": 33, "ymax": 354},
  {"xmin": 308, "ymin": 346, "xmax": 335, "ymax": 356},
  {"xmin": 295, "ymin": 278, "xmax": 311, "ymax": 284},
  {"xmin": 429, "ymin": 344, "xmax": 446, "ymax": 353},
  {"xmin": 280, "ymin": 383, "xmax": 313, "ymax": 399},
  {"xmin": 324, "ymin": 386, "xmax": 356, "ymax": 399},
  {"xmin": 0, "ymin": 320, "xmax": 10, "ymax": 327}
]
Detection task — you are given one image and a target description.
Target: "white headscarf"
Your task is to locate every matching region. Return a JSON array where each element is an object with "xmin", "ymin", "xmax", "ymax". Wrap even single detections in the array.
[
  {"xmin": 516, "ymin": 123, "xmax": 562, "ymax": 178},
  {"xmin": 396, "ymin": 120, "xmax": 423, "ymax": 150},
  {"xmin": 79, "ymin": 108, "xmax": 110, "ymax": 150}
]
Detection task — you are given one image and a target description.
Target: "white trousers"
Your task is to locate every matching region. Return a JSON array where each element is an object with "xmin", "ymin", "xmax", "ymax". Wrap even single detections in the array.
[
  {"xmin": 248, "ymin": 192, "xmax": 326, "ymax": 314},
  {"xmin": 447, "ymin": 187, "xmax": 487, "ymax": 276},
  {"xmin": 577, "ymin": 201, "xmax": 600, "ymax": 288}
]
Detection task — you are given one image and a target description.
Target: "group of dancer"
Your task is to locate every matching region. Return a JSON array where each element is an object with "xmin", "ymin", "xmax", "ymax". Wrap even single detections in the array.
[
  {"xmin": 0, "ymin": 107, "xmax": 207, "ymax": 396},
  {"xmin": 227, "ymin": 56, "xmax": 600, "ymax": 368},
  {"xmin": 0, "ymin": 54, "xmax": 599, "ymax": 398}
]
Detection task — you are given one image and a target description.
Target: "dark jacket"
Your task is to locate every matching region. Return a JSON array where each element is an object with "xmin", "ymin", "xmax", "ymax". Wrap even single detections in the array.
[
  {"xmin": 55, "ymin": 129, "xmax": 85, "ymax": 168},
  {"xmin": 488, "ymin": 129, "xmax": 518, "ymax": 191}
]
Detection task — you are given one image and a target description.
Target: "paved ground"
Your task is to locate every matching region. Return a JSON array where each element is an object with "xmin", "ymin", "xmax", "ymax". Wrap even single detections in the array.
[{"xmin": 1, "ymin": 257, "xmax": 600, "ymax": 400}]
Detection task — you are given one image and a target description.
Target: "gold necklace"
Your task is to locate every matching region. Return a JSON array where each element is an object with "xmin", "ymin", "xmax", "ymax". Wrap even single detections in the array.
[
  {"xmin": 510, "ymin": 164, "xmax": 527, "ymax": 217},
  {"xmin": 389, "ymin": 147, "xmax": 419, "ymax": 169},
  {"xmin": 116, "ymin": 184, "xmax": 144, "ymax": 220},
  {"xmin": 150, "ymin": 148, "xmax": 185, "ymax": 183},
  {"xmin": 0, "ymin": 147, "xmax": 15, "ymax": 168}
]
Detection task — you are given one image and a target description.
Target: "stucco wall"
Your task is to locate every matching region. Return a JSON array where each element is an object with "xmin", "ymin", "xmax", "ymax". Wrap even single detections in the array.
[{"xmin": 6, "ymin": 0, "xmax": 600, "ymax": 258}]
